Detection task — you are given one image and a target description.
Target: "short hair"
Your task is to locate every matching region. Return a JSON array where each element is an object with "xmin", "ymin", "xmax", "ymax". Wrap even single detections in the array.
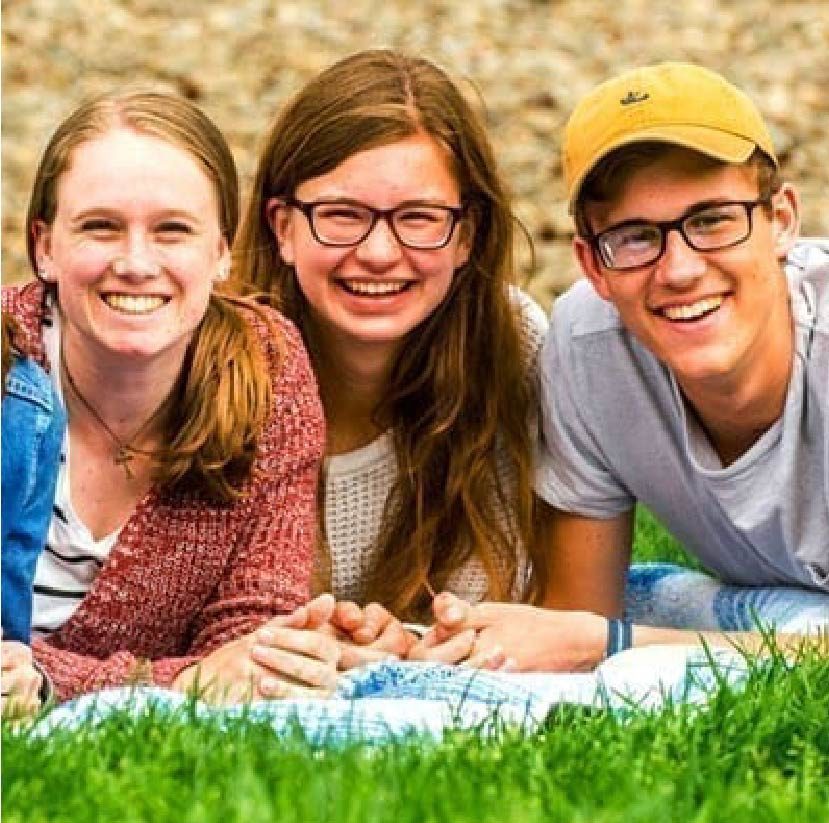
[{"xmin": 574, "ymin": 143, "xmax": 781, "ymax": 238}]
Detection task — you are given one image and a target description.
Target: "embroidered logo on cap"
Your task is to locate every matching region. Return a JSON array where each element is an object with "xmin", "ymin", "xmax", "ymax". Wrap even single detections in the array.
[{"xmin": 620, "ymin": 91, "xmax": 650, "ymax": 105}]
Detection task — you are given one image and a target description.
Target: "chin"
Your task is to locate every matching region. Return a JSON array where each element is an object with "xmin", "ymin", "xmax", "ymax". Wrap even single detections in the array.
[
  {"xmin": 102, "ymin": 335, "xmax": 188, "ymax": 362},
  {"xmin": 669, "ymin": 356, "xmax": 739, "ymax": 386},
  {"xmin": 343, "ymin": 320, "xmax": 422, "ymax": 344}
]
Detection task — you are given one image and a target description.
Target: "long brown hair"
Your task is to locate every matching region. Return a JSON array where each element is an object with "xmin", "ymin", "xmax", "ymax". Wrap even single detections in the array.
[
  {"xmin": 26, "ymin": 90, "xmax": 275, "ymax": 502},
  {"xmin": 234, "ymin": 50, "xmax": 542, "ymax": 618}
]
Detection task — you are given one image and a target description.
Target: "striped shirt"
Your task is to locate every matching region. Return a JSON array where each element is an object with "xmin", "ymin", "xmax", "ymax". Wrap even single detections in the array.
[{"xmin": 30, "ymin": 311, "xmax": 120, "ymax": 638}]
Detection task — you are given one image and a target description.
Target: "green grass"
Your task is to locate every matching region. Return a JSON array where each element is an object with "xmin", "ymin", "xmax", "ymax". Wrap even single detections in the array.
[
  {"xmin": 4, "ymin": 509, "xmax": 828, "ymax": 822},
  {"xmin": 632, "ymin": 506, "xmax": 703, "ymax": 569}
]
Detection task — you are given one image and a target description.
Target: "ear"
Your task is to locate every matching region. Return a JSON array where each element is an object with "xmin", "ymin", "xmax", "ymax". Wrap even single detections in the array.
[
  {"xmin": 266, "ymin": 197, "xmax": 295, "ymax": 266},
  {"xmin": 573, "ymin": 234, "xmax": 613, "ymax": 302},
  {"xmin": 214, "ymin": 236, "xmax": 231, "ymax": 282},
  {"xmin": 31, "ymin": 220, "xmax": 56, "ymax": 281},
  {"xmin": 769, "ymin": 183, "xmax": 800, "ymax": 261}
]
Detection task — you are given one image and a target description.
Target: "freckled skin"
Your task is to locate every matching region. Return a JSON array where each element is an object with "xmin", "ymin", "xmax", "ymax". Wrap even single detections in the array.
[{"xmin": 35, "ymin": 127, "xmax": 229, "ymax": 371}]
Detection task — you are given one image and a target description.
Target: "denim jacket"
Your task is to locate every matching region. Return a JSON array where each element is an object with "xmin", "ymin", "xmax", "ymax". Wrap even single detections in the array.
[{"xmin": 2, "ymin": 355, "xmax": 65, "ymax": 643}]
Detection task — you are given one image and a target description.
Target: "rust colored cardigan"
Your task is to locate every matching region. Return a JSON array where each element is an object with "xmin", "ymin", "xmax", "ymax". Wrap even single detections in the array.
[{"xmin": 2, "ymin": 282, "xmax": 325, "ymax": 702}]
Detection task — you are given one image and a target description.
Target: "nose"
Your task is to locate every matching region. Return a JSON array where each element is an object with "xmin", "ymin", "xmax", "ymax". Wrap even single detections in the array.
[
  {"xmin": 654, "ymin": 228, "xmax": 706, "ymax": 287},
  {"xmin": 353, "ymin": 216, "xmax": 403, "ymax": 269},
  {"xmin": 112, "ymin": 235, "xmax": 162, "ymax": 278}
]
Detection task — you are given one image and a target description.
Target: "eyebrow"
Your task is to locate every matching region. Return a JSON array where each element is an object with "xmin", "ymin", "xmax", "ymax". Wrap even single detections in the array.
[
  {"xmin": 602, "ymin": 197, "xmax": 750, "ymax": 231},
  {"xmin": 302, "ymin": 195, "xmax": 459, "ymax": 208},
  {"xmin": 68, "ymin": 207, "xmax": 205, "ymax": 224}
]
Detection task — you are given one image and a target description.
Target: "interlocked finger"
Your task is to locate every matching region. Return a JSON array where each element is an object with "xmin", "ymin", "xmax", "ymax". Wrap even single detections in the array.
[
  {"xmin": 408, "ymin": 628, "xmax": 477, "ymax": 664},
  {"xmin": 258, "ymin": 675, "xmax": 336, "ymax": 700},
  {"xmin": 465, "ymin": 641, "xmax": 509, "ymax": 671},
  {"xmin": 332, "ymin": 600, "xmax": 364, "ymax": 634},
  {"xmin": 256, "ymin": 626, "xmax": 340, "ymax": 663},
  {"xmin": 337, "ymin": 642, "xmax": 399, "ymax": 671},
  {"xmin": 250, "ymin": 645, "xmax": 338, "ymax": 691},
  {"xmin": 351, "ymin": 602, "xmax": 393, "ymax": 644}
]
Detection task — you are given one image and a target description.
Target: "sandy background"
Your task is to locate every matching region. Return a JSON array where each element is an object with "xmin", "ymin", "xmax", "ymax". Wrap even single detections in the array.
[{"xmin": 3, "ymin": 0, "xmax": 828, "ymax": 311}]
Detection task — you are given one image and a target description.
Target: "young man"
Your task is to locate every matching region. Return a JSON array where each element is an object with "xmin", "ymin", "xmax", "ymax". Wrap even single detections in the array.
[{"xmin": 410, "ymin": 63, "xmax": 828, "ymax": 671}]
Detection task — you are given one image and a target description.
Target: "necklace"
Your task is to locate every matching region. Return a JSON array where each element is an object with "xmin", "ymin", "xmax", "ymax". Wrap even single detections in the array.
[{"xmin": 60, "ymin": 346, "xmax": 169, "ymax": 480}]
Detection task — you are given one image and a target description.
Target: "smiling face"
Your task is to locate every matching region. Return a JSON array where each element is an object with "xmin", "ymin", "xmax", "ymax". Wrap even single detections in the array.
[
  {"xmin": 574, "ymin": 148, "xmax": 799, "ymax": 400},
  {"xmin": 268, "ymin": 133, "xmax": 471, "ymax": 362},
  {"xmin": 34, "ymin": 127, "xmax": 229, "ymax": 368}
]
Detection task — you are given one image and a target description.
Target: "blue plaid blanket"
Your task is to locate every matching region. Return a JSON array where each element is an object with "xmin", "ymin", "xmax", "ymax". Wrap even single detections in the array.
[{"xmin": 33, "ymin": 646, "xmax": 749, "ymax": 743}]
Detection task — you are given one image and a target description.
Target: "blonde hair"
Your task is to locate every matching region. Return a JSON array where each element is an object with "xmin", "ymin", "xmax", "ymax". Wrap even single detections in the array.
[
  {"xmin": 234, "ymin": 50, "xmax": 543, "ymax": 618},
  {"xmin": 26, "ymin": 90, "xmax": 275, "ymax": 501}
]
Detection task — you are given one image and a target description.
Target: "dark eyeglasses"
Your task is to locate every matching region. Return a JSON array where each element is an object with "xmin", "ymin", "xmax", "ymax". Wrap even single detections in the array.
[
  {"xmin": 284, "ymin": 197, "xmax": 465, "ymax": 250},
  {"xmin": 587, "ymin": 198, "xmax": 771, "ymax": 271}
]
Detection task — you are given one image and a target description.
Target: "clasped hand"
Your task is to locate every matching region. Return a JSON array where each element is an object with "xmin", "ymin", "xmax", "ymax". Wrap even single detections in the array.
[
  {"xmin": 278, "ymin": 592, "xmax": 606, "ymax": 673},
  {"xmin": 172, "ymin": 594, "xmax": 415, "ymax": 705},
  {"xmin": 407, "ymin": 592, "xmax": 608, "ymax": 672},
  {"xmin": 173, "ymin": 592, "xmax": 607, "ymax": 704}
]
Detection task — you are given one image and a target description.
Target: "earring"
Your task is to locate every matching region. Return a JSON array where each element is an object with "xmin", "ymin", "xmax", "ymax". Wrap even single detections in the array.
[
  {"xmin": 215, "ymin": 265, "xmax": 229, "ymax": 283},
  {"xmin": 35, "ymin": 264, "xmax": 51, "ymax": 283}
]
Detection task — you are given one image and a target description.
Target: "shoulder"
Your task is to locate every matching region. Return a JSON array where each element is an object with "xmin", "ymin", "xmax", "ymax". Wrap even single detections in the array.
[
  {"xmin": 2, "ymin": 281, "xmax": 49, "ymax": 366},
  {"xmin": 508, "ymin": 286, "xmax": 549, "ymax": 358},
  {"xmin": 233, "ymin": 298, "xmax": 324, "ymax": 443},
  {"xmin": 545, "ymin": 279, "xmax": 630, "ymax": 375},
  {"xmin": 234, "ymin": 299, "xmax": 312, "ymax": 381},
  {"xmin": 3, "ymin": 357, "xmax": 58, "ymax": 414},
  {"xmin": 786, "ymin": 238, "xmax": 829, "ymax": 331},
  {"xmin": 549, "ymin": 278, "xmax": 624, "ymax": 341}
]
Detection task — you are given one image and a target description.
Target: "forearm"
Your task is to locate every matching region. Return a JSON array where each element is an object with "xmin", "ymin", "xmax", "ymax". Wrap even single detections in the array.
[
  {"xmin": 33, "ymin": 639, "xmax": 199, "ymax": 703},
  {"xmin": 631, "ymin": 623, "xmax": 829, "ymax": 658},
  {"xmin": 549, "ymin": 617, "xmax": 829, "ymax": 673}
]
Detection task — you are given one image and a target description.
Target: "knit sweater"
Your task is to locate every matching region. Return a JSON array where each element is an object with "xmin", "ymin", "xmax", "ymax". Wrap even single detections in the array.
[
  {"xmin": 2, "ymin": 282, "xmax": 325, "ymax": 702},
  {"xmin": 324, "ymin": 288, "xmax": 549, "ymax": 604}
]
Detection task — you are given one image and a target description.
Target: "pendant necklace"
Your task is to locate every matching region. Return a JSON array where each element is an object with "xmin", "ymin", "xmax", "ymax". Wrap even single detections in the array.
[{"xmin": 60, "ymin": 346, "xmax": 169, "ymax": 480}]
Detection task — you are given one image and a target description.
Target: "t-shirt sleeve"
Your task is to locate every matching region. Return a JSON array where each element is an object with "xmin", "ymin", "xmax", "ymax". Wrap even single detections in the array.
[{"xmin": 533, "ymin": 286, "xmax": 635, "ymax": 517}]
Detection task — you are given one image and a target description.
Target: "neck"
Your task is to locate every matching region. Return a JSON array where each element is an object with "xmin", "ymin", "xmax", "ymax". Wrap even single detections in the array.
[
  {"xmin": 306, "ymin": 326, "xmax": 396, "ymax": 456},
  {"xmin": 61, "ymin": 333, "xmax": 184, "ymax": 445},
  {"xmin": 680, "ymin": 312, "xmax": 794, "ymax": 467}
]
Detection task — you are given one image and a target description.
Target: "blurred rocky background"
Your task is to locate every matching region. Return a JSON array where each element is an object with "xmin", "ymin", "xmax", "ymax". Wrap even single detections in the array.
[{"xmin": 3, "ymin": 0, "xmax": 827, "ymax": 310}]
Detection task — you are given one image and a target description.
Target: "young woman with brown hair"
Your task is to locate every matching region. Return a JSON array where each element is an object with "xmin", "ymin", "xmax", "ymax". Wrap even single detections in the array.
[{"xmin": 233, "ymin": 50, "xmax": 551, "ymax": 649}]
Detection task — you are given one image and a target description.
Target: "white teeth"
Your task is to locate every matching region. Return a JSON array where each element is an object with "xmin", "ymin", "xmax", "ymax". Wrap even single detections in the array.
[
  {"xmin": 661, "ymin": 296, "xmax": 724, "ymax": 321},
  {"xmin": 103, "ymin": 294, "xmax": 166, "ymax": 314},
  {"xmin": 342, "ymin": 280, "xmax": 409, "ymax": 296}
]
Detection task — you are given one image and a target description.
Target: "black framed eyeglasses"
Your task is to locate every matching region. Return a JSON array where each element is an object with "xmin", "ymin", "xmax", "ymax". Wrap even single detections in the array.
[
  {"xmin": 587, "ymin": 197, "xmax": 771, "ymax": 271},
  {"xmin": 285, "ymin": 197, "xmax": 465, "ymax": 250}
]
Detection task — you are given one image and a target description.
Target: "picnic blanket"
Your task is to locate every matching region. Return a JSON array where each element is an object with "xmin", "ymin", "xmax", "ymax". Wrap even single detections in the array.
[{"xmin": 33, "ymin": 645, "xmax": 749, "ymax": 743}]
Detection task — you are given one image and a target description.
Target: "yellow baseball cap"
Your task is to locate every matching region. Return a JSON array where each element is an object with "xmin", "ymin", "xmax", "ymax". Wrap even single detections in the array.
[{"xmin": 563, "ymin": 62, "xmax": 778, "ymax": 211}]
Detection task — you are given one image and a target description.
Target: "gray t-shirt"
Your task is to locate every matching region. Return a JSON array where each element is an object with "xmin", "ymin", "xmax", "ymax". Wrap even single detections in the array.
[{"xmin": 535, "ymin": 239, "xmax": 829, "ymax": 592}]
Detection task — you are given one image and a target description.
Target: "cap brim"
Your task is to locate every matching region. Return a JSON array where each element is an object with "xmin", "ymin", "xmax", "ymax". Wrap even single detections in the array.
[{"xmin": 567, "ymin": 125, "xmax": 759, "ymax": 212}]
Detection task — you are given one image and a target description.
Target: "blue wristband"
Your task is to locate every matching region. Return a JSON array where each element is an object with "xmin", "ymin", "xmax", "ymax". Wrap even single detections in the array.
[{"xmin": 606, "ymin": 618, "xmax": 633, "ymax": 657}]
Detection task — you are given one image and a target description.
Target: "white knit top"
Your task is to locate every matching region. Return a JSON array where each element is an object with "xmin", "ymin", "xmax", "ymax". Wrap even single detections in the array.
[{"xmin": 322, "ymin": 288, "xmax": 549, "ymax": 604}]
